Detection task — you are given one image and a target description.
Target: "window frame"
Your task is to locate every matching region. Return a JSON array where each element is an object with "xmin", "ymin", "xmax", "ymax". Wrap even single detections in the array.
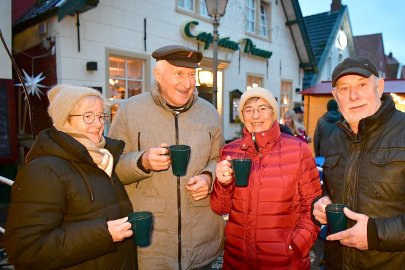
[
  {"xmin": 245, "ymin": 0, "xmax": 271, "ymax": 39},
  {"xmin": 280, "ymin": 80, "xmax": 293, "ymax": 120},
  {"xmin": 177, "ymin": 0, "xmax": 210, "ymax": 18}
]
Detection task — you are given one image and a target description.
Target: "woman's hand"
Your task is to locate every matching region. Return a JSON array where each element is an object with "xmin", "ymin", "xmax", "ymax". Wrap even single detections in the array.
[
  {"xmin": 107, "ymin": 217, "xmax": 133, "ymax": 242},
  {"xmin": 215, "ymin": 156, "xmax": 233, "ymax": 186}
]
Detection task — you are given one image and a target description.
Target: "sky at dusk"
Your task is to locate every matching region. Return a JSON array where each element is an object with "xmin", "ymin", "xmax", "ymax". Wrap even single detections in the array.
[{"xmin": 298, "ymin": 0, "xmax": 405, "ymax": 65}]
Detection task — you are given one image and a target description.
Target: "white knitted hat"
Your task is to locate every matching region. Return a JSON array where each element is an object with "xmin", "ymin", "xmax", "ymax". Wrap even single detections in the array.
[
  {"xmin": 238, "ymin": 87, "xmax": 279, "ymax": 123},
  {"xmin": 47, "ymin": 84, "xmax": 103, "ymax": 130}
]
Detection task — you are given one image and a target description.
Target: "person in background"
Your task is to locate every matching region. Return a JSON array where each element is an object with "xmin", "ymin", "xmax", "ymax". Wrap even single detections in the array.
[
  {"xmin": 313, "ymin": 99, "xmax": 341, "ymax": 156},
  {"xmin": 5, "ymin": 85, "xmax": 137, "ymax": 270},
  {"xmin": 293, "ymin": 106, "xmax": 304, "ymax": 123},
  {"xmin": 108, "ymin": 45, "xmax": 225, "ymax": 270},
  {"xmin": 211, "ymin": 87, "xmax": 322, "ymax": 270},
  {"xmin": 283, "ymin": 109, "xmax": 310, "ymax": 143},
  {"xmin": 312, "ymin": 56, "xmax": 405, "ymax": 269}
]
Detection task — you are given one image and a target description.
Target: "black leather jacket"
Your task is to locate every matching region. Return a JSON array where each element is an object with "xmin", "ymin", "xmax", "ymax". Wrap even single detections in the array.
[{"xmin": 322, "ymin": 95, "xmax": 405, "ymax": 270}]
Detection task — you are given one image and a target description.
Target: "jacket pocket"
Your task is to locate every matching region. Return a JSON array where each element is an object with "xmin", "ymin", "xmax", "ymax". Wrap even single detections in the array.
[
  {"xmin": 371, "ymin": 147, "xmax": 405, "ymax": 166},
  {"xmin": 130, "ymin": 193, "xmax": 166, "ymax": 213},
  {"xmin": 322, "ymin": 154, "xmax": 341, "ymax": 169},
  {"xmin": 367, "ymin": 180, "xmax": 405, "ymax": 217},
  {"xmin": 187, "ymin": 194, "xmax": 210, "ymax": 207}
]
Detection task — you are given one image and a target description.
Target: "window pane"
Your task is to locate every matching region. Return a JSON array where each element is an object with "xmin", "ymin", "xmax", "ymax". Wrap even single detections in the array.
[
  {"xmin": 128, "ymin": 81, "xmax": 143, "ymax": 97},
  {"xmin": 246, "ymin": 0, "xmax": 256, "ymax": 32},
  {"xmin": 200, "ymin": 0, "xmax": 209, "ymax": 17},
  {"xmin": 109, "ymin": 56, "xmax": 125, "ymax": 77},
  {"xmin": 280, "ymin": 81, "xmax": 292, "ymax": 118},
  {"xmin": 178, "ymin": 0, "xmax": 193, "ymax": 11},
  {"xmin": 127, "ymin": 59, "xmax": 143, "ymax": 80},
  {"xmin": 109, "ymin": 79, "xmax": 126, "ymax": 100},
  {"xmin": 260, "ymin": 3, "xmax": 268, "ymax": 37}
]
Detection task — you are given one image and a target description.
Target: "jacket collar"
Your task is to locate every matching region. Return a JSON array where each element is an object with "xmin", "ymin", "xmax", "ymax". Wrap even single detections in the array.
[
  {"xmin": 241, "ymin": 121, "xmax": 281, "ymax": 152},
  {"xmin": 26, "ymin": 127, "xmax": 124, "ymax": 166},
  {"xmin": 150, "ymin": 83, "xmax": 198, "ymax": 113},
  {"xmin": 338, "ymin": 95, "xmax": 396, "ymax": 141}
]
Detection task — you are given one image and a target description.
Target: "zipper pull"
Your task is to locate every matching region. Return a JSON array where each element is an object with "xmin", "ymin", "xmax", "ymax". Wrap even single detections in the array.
[{"xmin": 251, "ymin": 132, "xmax": 259, "ymax": 152}]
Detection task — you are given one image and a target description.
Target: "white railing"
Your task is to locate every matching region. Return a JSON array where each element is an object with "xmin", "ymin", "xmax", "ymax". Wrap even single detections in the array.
[
  {"xmin": 0, "ymin": 176, "xmax": 13, "ymax": 234},
  {"xmin": 0, "ymin": 176, "xmax": 13, "ymax": 187}
]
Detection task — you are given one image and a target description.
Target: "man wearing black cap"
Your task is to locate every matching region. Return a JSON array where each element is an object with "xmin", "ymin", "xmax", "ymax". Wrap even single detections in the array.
[
  {"xmin": 312, "ymin": 56, "xmax": 405, "ymax": 269},
  {"xmin": 109, "ymin": 45, "xmax": 225, "ymax": 270}
]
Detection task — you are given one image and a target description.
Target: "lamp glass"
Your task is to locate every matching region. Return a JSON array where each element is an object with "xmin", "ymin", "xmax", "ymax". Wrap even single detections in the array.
[{"xmin": 205, "ymin": 0, "xmax": 228, "ymax": 18}]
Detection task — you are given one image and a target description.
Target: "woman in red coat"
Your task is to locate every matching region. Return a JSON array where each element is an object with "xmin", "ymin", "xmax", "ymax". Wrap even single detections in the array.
[{"xmin": 211, "ymin": 87, "xmax": 321, "ymax": 270}]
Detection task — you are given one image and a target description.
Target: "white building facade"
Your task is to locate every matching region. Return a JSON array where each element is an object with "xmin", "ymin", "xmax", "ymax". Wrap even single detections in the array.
[{"xmin": 14, "ymin": 0, "xmax": 314, "ymax": 141}]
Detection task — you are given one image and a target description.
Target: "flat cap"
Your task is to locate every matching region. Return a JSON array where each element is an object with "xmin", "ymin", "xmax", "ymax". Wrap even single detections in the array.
[
  {"xmin": 152, "ymin": 45, "xmax": 202, "ymax": 68},
  {"xmin": 332, "ymin": 56, "xmax": 379, "ymax": 87}
]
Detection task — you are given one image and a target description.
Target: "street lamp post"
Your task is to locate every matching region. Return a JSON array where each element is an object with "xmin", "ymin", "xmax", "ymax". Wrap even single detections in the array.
[{"xmin": 205, "ymin": 0, "xmax": 228, "ymax": 109}]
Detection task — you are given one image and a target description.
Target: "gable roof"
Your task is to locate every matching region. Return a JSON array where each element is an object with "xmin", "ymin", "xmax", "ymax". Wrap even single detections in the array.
[
  {"xmin": 385, "ymin": 52, "xmax": 400, "ymax": 79},
  {"xmin": 302, "ymin": 79, "xmax": 405, "ymax": 95},
  {"xmin": 280, "ymin": 0, "xmax": 317, "ymax": 72},
  {"xmin": 353, "ymin": 33, "xmax": 386, "ymax": 76},
  {"xmin": 302, "ymin": 6, "xmax": 347, "ymax": 89}
]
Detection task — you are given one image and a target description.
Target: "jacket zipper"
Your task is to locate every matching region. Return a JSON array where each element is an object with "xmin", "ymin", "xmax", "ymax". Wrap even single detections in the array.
[{"xmin": 174, "ymin": 111, "xmax": 182, "ymax": 270}]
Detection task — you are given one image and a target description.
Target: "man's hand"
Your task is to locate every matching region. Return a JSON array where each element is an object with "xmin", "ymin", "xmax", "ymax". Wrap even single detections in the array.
[
  {"xmin": 107, "ymin": 217, "xmax": 133, "ymax": 242},
  {"xmin": 215, "ymin": 156, "xmax": 233, "ymax": 186},
  {"xmin": 313, "ymin": 196, "xmax": 332, "ymax": 224},
  {"xmin": 185, "ymin": 173, "xmax": 211, "ymax": 201},
  {"xmin": 326, "ymin": 207, "xmax": 369, "ymax": 250},
  {"xmin": 142, "ymin": 143, "xmax": 170, "ymax": 171}
]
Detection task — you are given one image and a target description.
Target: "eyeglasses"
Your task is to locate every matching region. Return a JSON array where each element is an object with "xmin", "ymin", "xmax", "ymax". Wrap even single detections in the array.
[
  {"xmin": 69, "ymin": 112, "xmax": 110, "ymax": 124},
  {"xmin": 242, "ymin": 105, "xmax": 272, "ymax": 117}
]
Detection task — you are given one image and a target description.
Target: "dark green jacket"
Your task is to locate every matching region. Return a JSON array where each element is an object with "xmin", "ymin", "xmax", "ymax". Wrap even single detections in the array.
[
  {"xmin": 5, "ymin": 127, "xmax": 137, "ymax": 270},
  {"xmin": 322, "ymin": 95, "xmax": 405, "ymax": 270}
]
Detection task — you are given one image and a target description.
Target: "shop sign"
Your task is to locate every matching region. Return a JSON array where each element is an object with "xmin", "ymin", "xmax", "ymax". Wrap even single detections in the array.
[{"xmin": 183, "ymin": 21, "xmax": 272, "ymax": 59}]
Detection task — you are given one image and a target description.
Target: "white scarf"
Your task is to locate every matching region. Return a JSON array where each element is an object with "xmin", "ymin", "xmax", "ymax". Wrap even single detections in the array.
[{"xmin": 58, "ymin": 124, "xmax": 114, "ymax": 177}]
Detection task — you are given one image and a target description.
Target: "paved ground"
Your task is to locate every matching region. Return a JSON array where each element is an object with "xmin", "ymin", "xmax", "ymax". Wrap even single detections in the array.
[
  {"xmin": 210, "ymin": 238, "xmax": 325, "ymax": 270},
  {"xmin": 0, "ymin": 203, "xmax": 325, "ymax": 270}
]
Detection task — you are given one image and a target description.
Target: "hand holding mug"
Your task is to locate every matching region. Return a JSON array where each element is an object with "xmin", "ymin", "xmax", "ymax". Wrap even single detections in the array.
[
  {"xmin": 141, "ymin": 143, "xmax": 171, "ymax": 171},
  {"xmin": 216, "ymin": 156, "xmax": 233, "ymax": 185},
  {"xmin": 107, "ymin": 216, "xmax": 133, "ymax": 242},
  {"xmin": 313, "ymin": 196, "xmax": 332, "ymax": 224}
]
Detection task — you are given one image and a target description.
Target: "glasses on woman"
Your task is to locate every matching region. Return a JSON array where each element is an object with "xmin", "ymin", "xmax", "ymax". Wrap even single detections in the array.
[
  {"xmin": 69, "ymin": 112, "xmax": 110, "ymax": 124},
  {"xmin": 242, "ymin": 105, "xmax": 272, "ymax": 117}
]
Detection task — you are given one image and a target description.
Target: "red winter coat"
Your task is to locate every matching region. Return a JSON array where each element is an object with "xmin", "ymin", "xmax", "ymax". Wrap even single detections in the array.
[{"xmin": 211, "ymin": 122, "xmax": 321, "ymax": 270}]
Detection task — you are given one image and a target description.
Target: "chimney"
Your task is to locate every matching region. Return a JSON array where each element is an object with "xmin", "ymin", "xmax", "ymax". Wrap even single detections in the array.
[
  {"xmin": 388, "ymin": 52, "xmax": 393, "ymax": 59},
  {"xmin": 331, "ymin": 0, "xmax": 342, "ymax": 12}
]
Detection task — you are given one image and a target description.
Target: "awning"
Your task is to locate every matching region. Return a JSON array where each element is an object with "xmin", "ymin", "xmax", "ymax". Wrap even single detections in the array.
[{"xmin": 58, "ymin": 0, "xmax": 99, "ymax": 21}]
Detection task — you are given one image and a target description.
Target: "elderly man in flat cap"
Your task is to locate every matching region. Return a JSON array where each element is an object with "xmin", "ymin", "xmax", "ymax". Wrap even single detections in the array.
[
  {"xmin": 312, "ymin": 56, "xmax": 405, "ymax": 270},
  {"xmin": 109, "ymin": 45, "xmax": 225, "ymax": 270}
]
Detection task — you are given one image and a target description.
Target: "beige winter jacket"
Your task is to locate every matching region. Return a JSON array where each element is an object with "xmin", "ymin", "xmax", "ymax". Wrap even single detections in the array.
[{"xmin": 109, "ymin": 85, "xmax": 225, "ymax": 270}]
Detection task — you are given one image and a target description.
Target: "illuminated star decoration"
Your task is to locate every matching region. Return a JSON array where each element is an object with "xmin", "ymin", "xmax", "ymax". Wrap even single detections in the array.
[{"xmin": 15, "ymin": 69, "xmax": 47, "ymax": 100}]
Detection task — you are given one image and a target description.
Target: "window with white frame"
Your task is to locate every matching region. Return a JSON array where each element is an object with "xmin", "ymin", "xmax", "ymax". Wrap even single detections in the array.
[
  {"xmin": 178, "ymin": 0, "xmax": 194, "ymax": 11},
  {"xmin": 107, "ymin": 55, "xmax": 146, "ymax": 120},
  {"xmin": 177, "ymin": 0, "xmax": 209, "ymax": 17},
  {"xmin": 246, "ymin": 75, "xmax": 263, "ymax": 90},
  {"xmin": 280, "ymin": 80, "xmax": 292, "ymax": 119},
  {"xmin": 245, "ymin": 0, "xmax": 270, "ymax": 38},
  {"xmin": 108, "ymin": 55, "xmax": 145, "ymax": 100}
]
